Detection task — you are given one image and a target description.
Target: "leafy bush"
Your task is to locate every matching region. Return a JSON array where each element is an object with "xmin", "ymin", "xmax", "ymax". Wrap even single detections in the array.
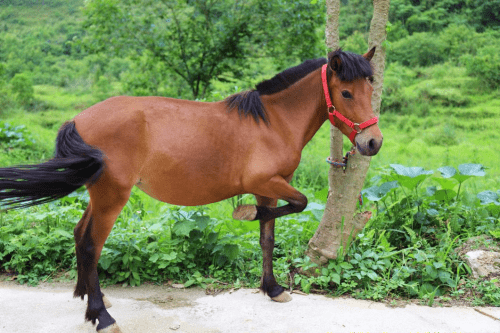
[
  {"xmin": 10, "ymin": 73, "xmax": 34, "ymax": 107},
  {"xmin": 292, "ymin": 163, "xmax": 498, "ymax": 303},
  {"xmin": 388, "ymin": 32, "xmax": 444, "ymax": 67},
  {"xmin": 99, "ymin": 206, "xmax": 243, "ymax": 287},
  {"xmin": 461, "ymin": 46, "xmax": 500, "ymax": 89}
]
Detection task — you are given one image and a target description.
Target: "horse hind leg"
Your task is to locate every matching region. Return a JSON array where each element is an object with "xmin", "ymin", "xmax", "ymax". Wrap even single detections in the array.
[
  {"xmin": 75, "ymin": 183, "xmax": 131, "ymax": 332},
  {"xmin": 74, "ymin": 205, "xmax": 112, "ymax": 309},
  {"xmin": 74, "ymin": 205, "xmax": 92, "ymax": 300},
  {"xmin": 255, "ymin": 195, "xmax": 292, "ymax": 303}
]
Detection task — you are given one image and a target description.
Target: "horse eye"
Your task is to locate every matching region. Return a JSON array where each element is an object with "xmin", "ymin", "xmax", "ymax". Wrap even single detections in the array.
[{"xmin": 341, "ymin": 90, "xmax": 352, "ymax": 99}]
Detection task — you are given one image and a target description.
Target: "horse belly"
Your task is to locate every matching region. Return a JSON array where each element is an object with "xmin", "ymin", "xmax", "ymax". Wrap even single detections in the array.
[
  {"xmin": 135, "ymin": 145, "xmax": 243, "ymax": 206},
  {"xmin": 136, "ymin": 170, "xmax": 241, "ymax": 206}
]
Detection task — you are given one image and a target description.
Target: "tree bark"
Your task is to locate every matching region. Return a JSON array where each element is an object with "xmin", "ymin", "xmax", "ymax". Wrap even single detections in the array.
[{"xmin": 305, "ymin": 0, "xmax": 390, "ymax": 265}]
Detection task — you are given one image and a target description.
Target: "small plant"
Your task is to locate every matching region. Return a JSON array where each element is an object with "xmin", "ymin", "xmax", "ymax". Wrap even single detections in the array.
[{"xmin": 0, "ymin": 122, "xmax": 34, "ymax": 149}]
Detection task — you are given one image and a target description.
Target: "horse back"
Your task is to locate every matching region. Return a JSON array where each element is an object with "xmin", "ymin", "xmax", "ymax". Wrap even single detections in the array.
[{"xmin": 72, "ymin": 96, "xmax": 296, "ymax": 206}]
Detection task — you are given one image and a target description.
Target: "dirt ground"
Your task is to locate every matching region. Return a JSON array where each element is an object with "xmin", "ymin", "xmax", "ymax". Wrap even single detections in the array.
[{"xmin": 0, "ymin": 280, "xmax": 499, "ymax": 333}]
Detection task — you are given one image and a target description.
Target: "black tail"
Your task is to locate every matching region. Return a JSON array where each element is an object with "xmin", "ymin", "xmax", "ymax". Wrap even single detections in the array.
[{"xmin": 0, "ymin": 121, "xmax": 105, "ymax": 209}]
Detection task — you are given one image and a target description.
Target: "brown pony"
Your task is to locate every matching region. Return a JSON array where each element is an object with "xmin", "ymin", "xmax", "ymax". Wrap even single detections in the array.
[{"xmin": 0, "ymin": 48, "xmax": 382, "ymax": 332}]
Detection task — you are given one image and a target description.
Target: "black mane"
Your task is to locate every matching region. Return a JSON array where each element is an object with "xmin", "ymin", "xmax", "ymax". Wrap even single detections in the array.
[
  {"xmin": 328, "ymin": 49, "xmax": 373, "ymax": 82},
  {"xmin": 225, "ymin": 49, "xmax": 372, "ymax": 124}
]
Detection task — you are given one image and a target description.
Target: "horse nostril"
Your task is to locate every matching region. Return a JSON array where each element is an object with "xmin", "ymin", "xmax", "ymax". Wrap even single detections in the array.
[
  {"xmin": 369, "ymin": 139, "xmax": 376, "ymax": 150},
  {"xmin": 356, "ymin": 137, "xmax": 382, "ymax": 156}
]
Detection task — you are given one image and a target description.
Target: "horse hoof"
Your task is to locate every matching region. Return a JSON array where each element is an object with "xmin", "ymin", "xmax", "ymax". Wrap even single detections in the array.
[
  {"xmin": 271, "ymin": 291, "xmax": 292, "ymax": 303},
  {"xmin": 102, "ymin": 295, "xmax": 112, "ymax": 309},
  {"xmin": 232, "ymin": 205, "xmax": 257, "ymax": 220},
  {"xmin": 97, "ymin": 323, "xmax": 122, "ymax": 333}
]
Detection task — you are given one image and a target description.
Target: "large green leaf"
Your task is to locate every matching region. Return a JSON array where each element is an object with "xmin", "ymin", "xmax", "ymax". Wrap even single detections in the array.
[
  {"xmin": 453, "ymin": 163, "xmax": 486, "ymax": 183},
  {"xmin": 432, "ymin": 177, "xmax": 457, "ymax": 190},
  {"xmin": 223, "ymin": 244, "xmax": 240, "ymax": 261},
  {"xmin": 390, "ymin": 164, "xmax": 433, "ymax": 190},
  {"xmin": 391, "ymin": 164, "xmax": 434, "ymax": 178},
  {"xmin": 437, "ymin": 166, "xmax": 456, "ymax": 178},
  {"xmin": 458, "ymin": 163, "xmax": 486, "ymax": 176},
  {"xmin": 172, "ymin": 219, "xmax": 197, "ymax": 237},
  {"xmin": 430, "ymin": 189, "xmax": 456, "ymax": 202},
  {"xmin": 477, "ymin": 190, "xmax": 500, "ymax": 205},
  {"xmin": 192, "ymin": 214, "xmax": 210, "ymax": 231},
  {"xmin": 362, "ymin": 181, "xmax": 399, "ymax": 202}
]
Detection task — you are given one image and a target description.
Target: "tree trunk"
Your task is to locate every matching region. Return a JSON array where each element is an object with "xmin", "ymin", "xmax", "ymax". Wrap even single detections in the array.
[{"xmin": 305, "ymin": 0, "xmax": 390, "ymax": 265}]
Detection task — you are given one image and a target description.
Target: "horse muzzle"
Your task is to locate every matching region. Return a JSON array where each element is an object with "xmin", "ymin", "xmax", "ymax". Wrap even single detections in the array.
[{"xmin": 355, "ymin": 133, "xmax": 383, "ymax": 156}]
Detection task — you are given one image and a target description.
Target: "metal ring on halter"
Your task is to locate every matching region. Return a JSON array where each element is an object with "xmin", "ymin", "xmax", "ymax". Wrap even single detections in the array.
[{"xmin": 353, "ymin": 123, "xmax": 362, "ymax": 133}]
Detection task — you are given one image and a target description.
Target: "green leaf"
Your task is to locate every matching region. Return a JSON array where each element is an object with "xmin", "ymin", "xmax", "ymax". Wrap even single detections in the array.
[
  {"xmin": 340, "ymin": 262, "xmax": 353, "ymax": 270},
  {"xmin": 362, "ymin": 181, "xmax": 399, "ymax": 202},
  {"xmin": 206, "ymin": 232, "xmax": 219, "ymax": 244},
  {"xmin": 390, "ymin": 164, "xmax": 433, "ymax": 190},
  {"xmin": 426, "ymin": 208, "xmax": 439, "ymax": 216},
  {"xmin": 184, "ymin": 279, "xmax": 195, "ymax": 287},
  {"xmin": 489, "ymin": 230, "xmax": 500, "ymax": 239},
  {"xmin": 403, "ymin": 226, "xmax": 416, "ymax": 242},
  {"xmin": 367, "ymin": 270, "xmax": 378, "ymax": 280},
  {"xmin": 162, "ymin": 252, "xmax": 177, "ymax": 261},
  {"xmin": 433, "ymin": 262, "xmax": 444, "ymax": 269},
  {"xmin": 452, "ymin": 164, "xmax": 486, "ymax": 183},
  {"xmin": 223, "ymin": 244, "xmax": 239, "ymax": 261},
  {"xmin": 390, "ymin": 164, "xmax": 434, "ymax": 178},
  {"xmin": 331, "ymin": 273, "xmax": 340, "ymax": 285},
  {"xmin": 414, "ymin": 251, "xmax": 426, "ymax": 263},
  {"xmin": 433, "ymin": 177, "xmax": 457, "ymax": 190},
  {"xmin": 437, "ymin": 166, "xmax": 456, "ymax": 178},
  {"xmin": 305, "ymin": 202, "xmax": 325, "ymax": 211},
  {"xmin": 314, "ymin": 187, "xmax": 328, "ymax": 202},
  {"xmin": 426, "ymin": 186, "xmax": 437, "ymax": 196},
  {"xmin": 425, "ymin": 265, "xmax": 438, "ymax": 279},
  {"xmin": 100, "ymin": 257, "xmax": 112, "ymax": 270},
  {"xmin": 149, "ymin": 253, "xmax": 159, "ymax": 263},
  {"xmin": 458, "ymin": 163, "xmax": 485, "ymax": 176},
  {"xmin": 172, "ymin": 219, "xmax": 197, "ymax": 237},
  {"xmin": 405, "ymin": 281, "xmax": 419, "ymax": 296},
  {"xmin": 431, "ymin": 189, "xmax": 456, "ymax": 202},
  {"xmin": 54, "ymin": 230, "xmax": 73, "ymax": 238},
  {"xmin": 193, "ymin": 214, "xmax": 210, "ymax": 231},
  {"xmin": 477, "ymin": 191, "xmax": 500, "ymax": 205}
]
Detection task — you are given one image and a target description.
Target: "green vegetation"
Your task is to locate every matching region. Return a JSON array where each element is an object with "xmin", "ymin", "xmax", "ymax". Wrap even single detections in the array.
[{"xmin": 0, "ymin": 0, "xmax": 499, "ymax": 306}]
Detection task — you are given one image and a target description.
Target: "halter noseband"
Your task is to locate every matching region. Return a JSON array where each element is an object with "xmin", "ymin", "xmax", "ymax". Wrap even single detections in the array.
[{"xmin": 321, "ymin": 64, "xmax": 378, "ymax": 145}]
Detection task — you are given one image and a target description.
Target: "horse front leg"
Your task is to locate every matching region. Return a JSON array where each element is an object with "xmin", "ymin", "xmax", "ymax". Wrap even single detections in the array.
[
  {"xmin": 255, "ymin": 195, "xmax": 292, "ymax": 302},
  {"xmin": 233, "ymin": 175, "xmax": 308, "ymax": 223},
  {"xmin": 234, "ymin": 175, "xmax": 305, "ymax": 302}
]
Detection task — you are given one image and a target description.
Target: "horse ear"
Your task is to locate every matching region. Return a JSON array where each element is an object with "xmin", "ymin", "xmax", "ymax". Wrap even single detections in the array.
[
  {"xmin": 363, "ymin": 46, "xmax": 376, "ymax": 62},
  {"xmin": 330, "ymin": 55, "xmax": 342, "ymax": 73}
]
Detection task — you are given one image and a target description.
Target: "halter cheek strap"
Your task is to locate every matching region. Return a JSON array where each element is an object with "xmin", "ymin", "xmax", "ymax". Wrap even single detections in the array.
[{"xmin": 321, "ymin": 64, "xmax": 378, "ymax": 145}]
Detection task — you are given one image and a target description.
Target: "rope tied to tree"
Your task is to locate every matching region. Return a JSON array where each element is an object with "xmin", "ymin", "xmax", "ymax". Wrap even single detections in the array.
[{"xmin": 325, "ymin": 146, "xmax": 356, "ymax": 172}]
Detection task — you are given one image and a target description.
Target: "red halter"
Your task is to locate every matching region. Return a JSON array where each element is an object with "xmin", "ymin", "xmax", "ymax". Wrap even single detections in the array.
[{"xmin": 321, "ymin": 64, "xmax": 378, "ymax": 145}]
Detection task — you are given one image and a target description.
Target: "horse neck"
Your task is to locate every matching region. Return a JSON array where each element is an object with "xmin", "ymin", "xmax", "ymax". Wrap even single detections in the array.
[{"xmin": 262, "ymin": 69, "xmax": 328, "ymax": 150}]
